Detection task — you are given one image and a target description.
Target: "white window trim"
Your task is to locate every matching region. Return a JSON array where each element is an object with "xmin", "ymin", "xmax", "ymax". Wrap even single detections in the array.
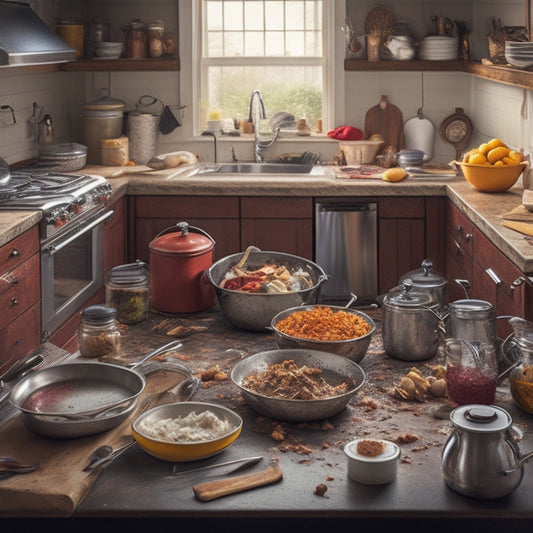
[{"xmin": 178, "ymin": 0, "xmax": 344, "ymax": 139}]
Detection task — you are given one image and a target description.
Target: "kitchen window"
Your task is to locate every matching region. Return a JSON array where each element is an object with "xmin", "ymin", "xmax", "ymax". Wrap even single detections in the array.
[{"xmin": 195, "ymin": 0, "xmax": 333, "ymax": 133}]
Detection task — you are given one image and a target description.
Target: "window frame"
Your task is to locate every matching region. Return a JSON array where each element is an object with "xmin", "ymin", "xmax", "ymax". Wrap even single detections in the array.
[{"xmin": 183, "ymin": 0, "xmax": 339, "ymax": 136}]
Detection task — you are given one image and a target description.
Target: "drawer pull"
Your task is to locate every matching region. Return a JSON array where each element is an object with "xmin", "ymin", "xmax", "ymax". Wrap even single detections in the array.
[
  {"xmin": 10, "ymin": 297, "xmax": 18, "ymax": 306},
  {"xmin": 9, "ymin": 248, "xmax": 20, "ymax": 258},
  {"xmin": 485, "ymin": 268, "xmax": 501, "ymax": 285},
  {"xmin": 453, "ymin": 238, "xmax": 462, "ymax": 256},
  {"xmin": 464, "ymin": 233, "xmax": 472, "ymax": 242},
  {"xmin": 512, "ymin": 276, "xmax": 533, "ymax": 290}
]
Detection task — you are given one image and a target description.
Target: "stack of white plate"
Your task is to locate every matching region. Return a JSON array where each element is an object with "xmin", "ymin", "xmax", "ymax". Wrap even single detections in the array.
[
  {"xmin": 505, "ymin": 41, "xmax": 533, "ymax": 69},
  {"xmin": 418, "ymin": 36, "xmax": 458, "ymax": 61}
]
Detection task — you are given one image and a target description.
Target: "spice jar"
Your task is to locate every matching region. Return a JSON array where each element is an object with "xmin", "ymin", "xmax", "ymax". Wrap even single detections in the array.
[
  {"xmin": 445, "ymin": 338, "xmax": 498, "ymax": 405},
  {"xmin": 148, "ymin": 20, "xmax": 166, "ymax": 58},
  {"xmin": 106, "ymin": 262, "xmax": 150, "ymax": 324},
  {"xmin": 125, "ymin": 19, "xmax": 147, "ymax": 59},
  {"xmin": 78, "ymin": 305, "xmax": 121, "ymax": 358}
]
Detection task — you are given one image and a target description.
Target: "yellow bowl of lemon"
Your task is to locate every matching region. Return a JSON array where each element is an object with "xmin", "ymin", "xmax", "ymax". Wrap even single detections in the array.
[{"xmin": 458, "ymin": 139, "xmax": 528, "ymax": 192}]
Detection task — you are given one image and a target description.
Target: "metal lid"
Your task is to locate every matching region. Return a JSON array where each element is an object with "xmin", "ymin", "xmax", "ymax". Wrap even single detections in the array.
[
  {"xmin": 81, "ymin": 92, "xmax": 125, "ymax": 111},
  {"xmin": 81, "ymin": 304, "xmax": 117, "ymax": 325},
  {"xmin": 399, "ymin": 259, "xmax": 447, "ymax": 290},
  {"xmin": 38, "ymin": 142, "xmax": 87, "ymax": 158},
  {"xmin": 450, "ymin": 405, "xmax": 512, "ymax": 433},
  {"xmin": 450, "ymin": 299, "xmax": 495, "ymax": 319},
  {"xmin": 150, "ymin": 221, "xmax": 215, "ymax": 256},
  {"xmin": 383, "ymin": 279, "xmax": 436, "ymax": 309},
  {"xmin": 107, "ymin": 262, "xmax": 150, "ymax": 287}
]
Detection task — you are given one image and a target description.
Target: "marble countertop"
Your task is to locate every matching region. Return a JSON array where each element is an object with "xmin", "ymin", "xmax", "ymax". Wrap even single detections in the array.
[{"xmin": 1, "ymin": 165, "xmax": 531, "ymax": 272}]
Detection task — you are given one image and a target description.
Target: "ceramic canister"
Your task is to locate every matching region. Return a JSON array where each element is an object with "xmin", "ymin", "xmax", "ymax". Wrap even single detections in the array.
[{"xmin": 128, "ymin": 112, "xmax": 159, "ymax": 165}]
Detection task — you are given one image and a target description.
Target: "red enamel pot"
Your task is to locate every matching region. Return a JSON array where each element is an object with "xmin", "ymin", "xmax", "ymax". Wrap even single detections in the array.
[{"xmin": 149, "ymin": 221, "xmax": 215, "ymax": 313}]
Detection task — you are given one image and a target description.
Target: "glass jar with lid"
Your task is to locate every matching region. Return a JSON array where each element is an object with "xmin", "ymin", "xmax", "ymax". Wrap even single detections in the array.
[
  {"xmin": 124, "ymin": 19, "xmax": 147, "ymax": 59},
  {"xmin": 78, "ymin": 305, "xmax": 121, "ymax": 358},
  {"xmin": 148, "ymin": 20, "xmax": 166, "ymax": 58},
  {"xmin": 105, "ymin": 262, "xmax": 150, "ymax": 324},
  {"xmin": 508, "ymin": 317, "xmax": 533, "ymax": 414}
]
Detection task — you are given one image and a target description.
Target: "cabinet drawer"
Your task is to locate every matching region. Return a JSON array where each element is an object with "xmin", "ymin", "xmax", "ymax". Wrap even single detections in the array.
[
  {"xmin": 136, "ymin": 196, "xmax": 239, "ymax": 218},
  {"xmin": 379, "ymin": 197, "xmax": 425, "ymax": 218},
  {"xmin": 0, "ymin": 227, "xmax": 39, "ymax": 273},
  {"xmin": 0, "ymin": 302, "xmax": 41, "ymax": 367},
  {"xmin": 446, "ymin": 202, "xmax": 474, "ymax": 257},
  {"xmin": 0, "ymin": 253, "xmax": 40, "ymax": 330},
  {"xmin": 241, "ymin": 197, "xmax": 313, "ymax": 218}
]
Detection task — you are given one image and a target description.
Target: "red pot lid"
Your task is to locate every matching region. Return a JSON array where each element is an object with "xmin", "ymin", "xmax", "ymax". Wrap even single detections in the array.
[{"xmin": 150, "ymin": 222, "xmax": 215, "ymax": 257}]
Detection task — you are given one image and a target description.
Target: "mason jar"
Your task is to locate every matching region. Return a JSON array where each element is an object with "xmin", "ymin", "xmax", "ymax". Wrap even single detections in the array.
[{"xmin": 78, "ymin": 305, "xmax": 121, "ymax": 358}]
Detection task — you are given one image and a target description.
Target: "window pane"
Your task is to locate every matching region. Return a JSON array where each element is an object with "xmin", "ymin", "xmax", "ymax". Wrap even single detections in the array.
[
  {"xmin": 224, "ymin": 1, "xmax": 243, "ymax": 31},
  {"xmin": 206, "ymin": 1, "xmax": 223, "ymax": 31},
  {"xmin": 207, "ymin": 31, "xmax": 223, "ymax": 56},
  {"xmin": 306, "ymin": 30, "xmax": 322, "ymax": 56},
  {"xmin": 265, "ymin": 1, "xmax": 284, "ymax": 30},
  {"xmin": 305, "ymin": 1, "xmax": 321, "ymax": 30},
  {"xmin": 245, "ymin": 31, "xmax": 264, "ymax": 55},
  {"xmin": 204, "ymin": 65, "xmax": 322, "ymax": 128},
  {"xmin": 224, "ymin": 31, "xmax": 244, "ymax": 56},
  {"xmin": 286, "ymin": 31, "xmax": 305, "ymax": 56},
  {"xmin": 286, "ymin": 2, "xmax": 304, "ymax": 30},
  {"xmin": 244, "ymin": 1, "xmax": 264, "ymax": 30},
  {"xmin": 265, "ymin": 31, "xmax": 284, "ymax": 55}
]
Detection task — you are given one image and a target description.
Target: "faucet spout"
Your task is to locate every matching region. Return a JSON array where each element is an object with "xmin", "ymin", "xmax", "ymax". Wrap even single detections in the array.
[{"xmin": 201, "ymin": 130, "xmax": 217, "ymax": 163}]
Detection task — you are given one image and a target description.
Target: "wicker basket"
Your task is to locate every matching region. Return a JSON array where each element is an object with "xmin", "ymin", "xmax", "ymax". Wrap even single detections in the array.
[{"xmin": 339, "ymin": 140, "xmax": 384, "ymax": 165}]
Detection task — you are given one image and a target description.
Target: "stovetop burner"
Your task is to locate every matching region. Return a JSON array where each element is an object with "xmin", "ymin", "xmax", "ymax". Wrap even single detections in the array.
[{"xmin": 0, "ymin": 168, "xmax": 112, "ymax": 240}]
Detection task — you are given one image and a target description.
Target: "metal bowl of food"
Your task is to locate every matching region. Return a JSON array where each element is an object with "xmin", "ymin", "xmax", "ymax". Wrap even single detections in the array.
[
  {"xmin": 206, "ymin": 247, "xmax": 328, "ymax": 331},
  {"xmin": 270, "ymin": 304, "xmax": 376, "ymax": 363},
  {"xmin": 131, "ymin": 402, "xmax": 243, "ymax": 462},
  {"xmin": 231, "ymin": 349, "xmax": 365, "ymax": 422}
]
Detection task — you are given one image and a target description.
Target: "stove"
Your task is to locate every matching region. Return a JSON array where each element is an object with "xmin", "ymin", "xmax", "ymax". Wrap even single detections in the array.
[{"xmin": 0, "ymin": 169, "xmax": 112, "ymax": 241}]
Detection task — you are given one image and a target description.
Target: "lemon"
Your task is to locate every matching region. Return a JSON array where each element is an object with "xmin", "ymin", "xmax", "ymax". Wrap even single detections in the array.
[
  {"xmin": 508, "ymin": 150, "xmax": 523, "ymax": 164},
  {"xmin": 487, "ymin": 138, "xmax": 506, "ymax": 150},
  {"xmin": 478, "ymin": 143, "xmax": 490, "ymax": 155},
  {"xmin": 469, "ymin": 153, "xmax": 488, "ymax": 165},
  {"xmin": 487, "ymin": 146, "xmax": 510, "ymax": 163},
  {"xmin": 382, "ymin": 168, "xmax": 408, "ymax": 182}
]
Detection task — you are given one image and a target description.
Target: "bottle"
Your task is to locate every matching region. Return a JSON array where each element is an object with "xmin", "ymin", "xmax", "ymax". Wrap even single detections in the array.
[
  {"xmin": 508, "ymin": 317, "xmax": 533, "ymax": 414},
  {"xmin": 78, "ymin": 305, "xmax": 121, "ymax": 358},
  {"xmin": 125, "ymin": 19, "xmax": 147, "ymax": 59}
]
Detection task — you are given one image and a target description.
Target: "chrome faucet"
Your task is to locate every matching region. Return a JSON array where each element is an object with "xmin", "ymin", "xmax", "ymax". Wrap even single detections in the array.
[
  {"xmin": 248, "ymin": 89, "xmax": 294, "ymax": 163},
  {"xmin": 201, "ymin": 130, "xmax": 217, "ymax": 163}
]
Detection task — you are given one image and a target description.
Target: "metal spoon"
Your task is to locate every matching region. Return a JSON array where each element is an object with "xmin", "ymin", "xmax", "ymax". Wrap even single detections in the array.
[
  {"xmin": 0, "ymin": 456, "xmax": 39, "ymax": 480},
  {"xmin": 172, "ymin": 455, "xmax": 263, "ymax": 476},
  {"xmin": 83, "ymin": 440, "xmax": 136, "ymax": 472}
]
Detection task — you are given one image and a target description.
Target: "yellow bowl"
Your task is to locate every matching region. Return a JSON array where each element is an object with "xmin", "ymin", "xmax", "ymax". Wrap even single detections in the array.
[
  {"xmin": 131, "ymin": 402, "xmax": 243, "ymax": 462},
  {"xmin": 456, "ymin": 161, "xmax": 528, "ymax": 192}
]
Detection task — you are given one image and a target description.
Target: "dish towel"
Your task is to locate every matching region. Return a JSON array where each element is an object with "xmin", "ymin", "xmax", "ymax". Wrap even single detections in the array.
[{"xmin": 327, "ymin": 125, "xmax": 365, "ymax": 141}]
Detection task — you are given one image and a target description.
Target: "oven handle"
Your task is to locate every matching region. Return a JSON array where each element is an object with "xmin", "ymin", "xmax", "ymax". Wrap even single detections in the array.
[{"xmin": 44, "ymin": 210, "xmax": 114, "ymax": 256}]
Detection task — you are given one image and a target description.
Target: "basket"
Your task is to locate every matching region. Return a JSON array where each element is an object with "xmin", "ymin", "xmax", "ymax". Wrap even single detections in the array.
[{"xmin": 339, "ymin": 140, "xmax": 384, "ymax": 165}]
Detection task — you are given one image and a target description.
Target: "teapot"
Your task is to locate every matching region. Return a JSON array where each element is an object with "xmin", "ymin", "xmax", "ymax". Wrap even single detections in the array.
[{"xmin": 442, "ymin": 404, "xmax": 533, "ymax": 499}]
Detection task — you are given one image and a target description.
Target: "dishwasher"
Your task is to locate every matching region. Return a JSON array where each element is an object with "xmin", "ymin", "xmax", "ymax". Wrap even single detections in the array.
[{"xmin": 315, "ymin": 199, "xmax": 378, "ymax": 304}]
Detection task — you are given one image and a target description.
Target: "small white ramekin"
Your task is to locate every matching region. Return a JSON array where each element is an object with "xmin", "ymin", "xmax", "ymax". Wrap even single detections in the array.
[{"xmin": 344, "ymin": 438, "xmax": 400, "ymax": 485}]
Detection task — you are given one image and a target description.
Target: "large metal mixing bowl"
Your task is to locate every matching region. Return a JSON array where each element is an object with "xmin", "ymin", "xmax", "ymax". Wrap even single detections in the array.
[
  {"xmin": 206, "ymin": 249, "xmax": 328, "ymax": 331},
  {"xmin": 271, "ymin": 305, "xmax": 376, "ymax": 363},
  {"xmin": 231, "ymin": 349, "xmax": 365, "ymax": 422}
]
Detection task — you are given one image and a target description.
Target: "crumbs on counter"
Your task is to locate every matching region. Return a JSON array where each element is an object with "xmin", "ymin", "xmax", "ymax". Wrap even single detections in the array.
[{"xmin": 314, "ymin": 483, "xmax": 328, "ymax": 497}]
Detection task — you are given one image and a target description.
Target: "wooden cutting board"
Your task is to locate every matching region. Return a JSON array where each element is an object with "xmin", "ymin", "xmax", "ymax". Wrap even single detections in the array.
[
  {"xmin": 364, "ymin": 95, "xmax": 405, "ymax": 153},
  {"xmin": 82, "ymin": 164, "xmax": 154, "ymax": 178}
]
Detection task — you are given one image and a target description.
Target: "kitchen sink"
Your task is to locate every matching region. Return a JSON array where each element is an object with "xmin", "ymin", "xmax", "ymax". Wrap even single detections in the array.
[{"xmin": 195, "ymin": 162, "xmax": 326, "ymax": 176}]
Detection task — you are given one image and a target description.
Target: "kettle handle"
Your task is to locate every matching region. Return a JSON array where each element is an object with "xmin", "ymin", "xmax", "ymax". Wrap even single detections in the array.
[{"xmin": 154, "ymin": 221, "xmax": 216, "ymax": 246}]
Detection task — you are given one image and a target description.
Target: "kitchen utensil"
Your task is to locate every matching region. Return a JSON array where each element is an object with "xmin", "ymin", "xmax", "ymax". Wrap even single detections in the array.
[
  {"xmin": 507, "ymin": 317, "xmax": 533, "ymax": 414},
  {"xmin": 84, "ymin": 440, "xmax": 136, "ymax": 471},
  {"xmin": 131, "ymin": 402, "xmax": 243, "ymax": 462},
  {"xmin": 0, "ymin": 457, "xmax": 39, "ymax": 480},
  {"xmin": 207, "ymin": 248, "xmax": 327, "ymax": 331},
  {"xmin": 172, "ymin": 455, "xmax": 263, "ymax": 476},
  {"xmin": 270, "ymin": 303, "xmax": 376, "ymax": 364},
  {"xmin": 403, "ymin": 109, "xmax": 435, "ymax": 162},
  {"xmin": 38, "ymin": 142, "xmax": 87, "ymax": 172},
  {"xmin": 439, "ymin": 107, "xmax": 473, "ymax": 160},
  {"xmin": 0, "ymin": 156, "xmax": 10, "ymax": 186},
  {"xmin": 442, "ymin": 404, "xmax": 533, "ymax": 499},
  {"xmin": 381, "ymin": 279, "xmax": 441, "ymax": 361},
  {"xmin": 447, "ymin": 299, "xmax": 498, "ymax": 347},
  {"xmin": 9, "ymin": 340, "xmax": 190, "ymax": 438},
  {"xmin": 398, "ymin": 259, "xmax": 448, "ymax": 310},
  {"xmin": 193, "ymin": 462, "xmax": 283, "ymax": 502},
  {"xmin": 0, "ymin": 353, "xmax": 44, "ymax": 406},
  {"xmin": 231, "ymin": 348, "xmax": 365, "ymax": 422},
  {"xmin": 149, "ymin": 221, "xmax": 216, "ymax": 314},
  {"xmin": 364, "ymin": 95, "xmax": 405, "ymax": 153},
  {"xmin": 344, "ymin": 439, "xmax": 400, "ymax": 485},
  {"xmin": 37, "ymin": 114, "xmax": 53, "ymax": 145}
]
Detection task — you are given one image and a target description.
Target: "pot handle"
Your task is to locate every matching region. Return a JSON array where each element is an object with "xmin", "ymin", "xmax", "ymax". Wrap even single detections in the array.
[{"xmin": 153, "ymin": 221, "xmax": 217, "ymax": 246}]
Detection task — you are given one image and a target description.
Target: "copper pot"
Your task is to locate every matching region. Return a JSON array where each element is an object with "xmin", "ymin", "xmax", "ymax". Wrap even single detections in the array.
[{"xmin": 149, "ymin": 222, "xmax": 215, "ymax": 313}]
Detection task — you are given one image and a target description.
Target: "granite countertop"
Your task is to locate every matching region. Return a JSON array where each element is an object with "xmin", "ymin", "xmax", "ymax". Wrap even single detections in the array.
[{"xmin": 1, "ymin": 165, "xmax": 531, "ymax": 272}]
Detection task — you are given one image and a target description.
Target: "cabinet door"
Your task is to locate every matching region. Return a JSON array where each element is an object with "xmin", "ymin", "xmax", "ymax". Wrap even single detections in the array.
[
  {"xmin": 240, "ymin": 197, "xmax": 313, "ymax": 258},
  {"xmin": 134, "ymin": 196, "xmax": 240, "ymax": 262},
  {"xmin": 0, "ymin": 303, "xmax": 40, "ymax": 367},
  {"xmin": 378, "ymin": 197, "xmax": 426, "ymax": 293},
  {"xmin": 103, "ymin": 196, "xmax": 127, "ymax": 271}
]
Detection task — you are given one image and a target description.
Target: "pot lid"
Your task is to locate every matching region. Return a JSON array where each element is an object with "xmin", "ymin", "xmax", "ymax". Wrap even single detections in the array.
[
  {"xmin": 384, "ymin": 279, "xmax": 435, "ymax": 308},
  {"xmin": 38, "ymin": 142, "xmax": 87, "ymax": 158},
  {"xmin": 82, "ymin": 304, "xmax": 117, "ymax": 325},
  {"xmin": 150, "ymin": 221, "xmax": 215, "ymax": 256},
  {"xmin": 107, "ymin": 261, "xmax": 150, "ymax": 286},
  {"xmin": 450, "ymin": 405, "xmax": 512, "ymax": 433},
  {"xmin": 399, "ymin": 259, "xmax": 447, "ymax": 290},
  {"xmin": 81, "ymin": 92, "xmax": 125, "ymax": 111},
  {"xmin": 450, "ymin": 299, "xmax": 494, "ymax": 318}
]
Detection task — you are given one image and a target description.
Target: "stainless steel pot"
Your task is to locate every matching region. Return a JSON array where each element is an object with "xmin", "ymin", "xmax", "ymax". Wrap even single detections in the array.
[
  {"xmin": 382, "ymin": 279, "xmax": 441, "ymax": 360},
  {"xmin": 442, "ymin": 404, "xmax": 533, "ymax": 499},
  {"xmin": 398, "ymin": 259, "xmax": 448, "ymax": 309},
  {"xmin": 206, "ymin": 248, "xmax": 328, "ymax": 331}
]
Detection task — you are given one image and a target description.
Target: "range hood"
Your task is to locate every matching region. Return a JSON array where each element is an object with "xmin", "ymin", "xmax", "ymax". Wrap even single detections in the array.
[{"xmin": 0, "ymin": 1, "xmax": 76, "ymax": 66}]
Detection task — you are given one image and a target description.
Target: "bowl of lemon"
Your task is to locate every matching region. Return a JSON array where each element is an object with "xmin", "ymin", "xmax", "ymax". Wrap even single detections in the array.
[{"xmin": 456, "ymin": 139, "xmax": 528, "ymax": 192}]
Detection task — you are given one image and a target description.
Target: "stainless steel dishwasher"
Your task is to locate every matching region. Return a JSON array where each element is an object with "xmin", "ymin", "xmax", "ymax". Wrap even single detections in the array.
[{"xmin": 315, "ymin": 199, "xmax": 378, "ymax": 304}]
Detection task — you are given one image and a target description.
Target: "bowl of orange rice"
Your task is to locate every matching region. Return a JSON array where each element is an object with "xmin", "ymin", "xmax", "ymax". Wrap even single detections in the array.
[{"xmin": 270, "ymin": 305, "xmax": 376, "ymax": 363}]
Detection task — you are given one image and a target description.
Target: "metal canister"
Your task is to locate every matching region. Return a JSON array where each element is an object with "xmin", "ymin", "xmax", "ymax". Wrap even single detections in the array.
[
  {"xmin": 149, "ymin": 222, "xmax": 216, "ymax": 313},
  {"xmin": 382, "ymin": 279, "xmax": 441, "ymax": 360},
  {"xmin": 398, "ymin": 259, "xmax": 448, "ymax": 310}
]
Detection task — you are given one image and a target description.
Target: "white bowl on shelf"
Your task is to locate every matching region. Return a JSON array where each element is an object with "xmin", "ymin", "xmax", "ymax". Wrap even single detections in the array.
[{"xmin": 95, "ymin": 42, "xmax": 124, "ymax": 59}]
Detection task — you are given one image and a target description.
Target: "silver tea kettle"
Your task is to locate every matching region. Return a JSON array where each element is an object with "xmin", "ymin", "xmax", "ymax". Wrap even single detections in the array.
[{"xmin": 442, "ymin": 404, "xmax": 533, "ymax": 499}]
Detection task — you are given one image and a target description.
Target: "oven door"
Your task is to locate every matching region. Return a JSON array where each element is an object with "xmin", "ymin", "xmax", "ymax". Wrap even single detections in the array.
[{"xmin": 41, "ymin": 208, "xmax": 114, "ymax": 340}]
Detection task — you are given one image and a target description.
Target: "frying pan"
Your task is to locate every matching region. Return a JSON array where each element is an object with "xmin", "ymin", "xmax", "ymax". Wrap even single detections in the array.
[{"xmin": 9, "ymin": 340, "xmax": 195, "ymax": 439}]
